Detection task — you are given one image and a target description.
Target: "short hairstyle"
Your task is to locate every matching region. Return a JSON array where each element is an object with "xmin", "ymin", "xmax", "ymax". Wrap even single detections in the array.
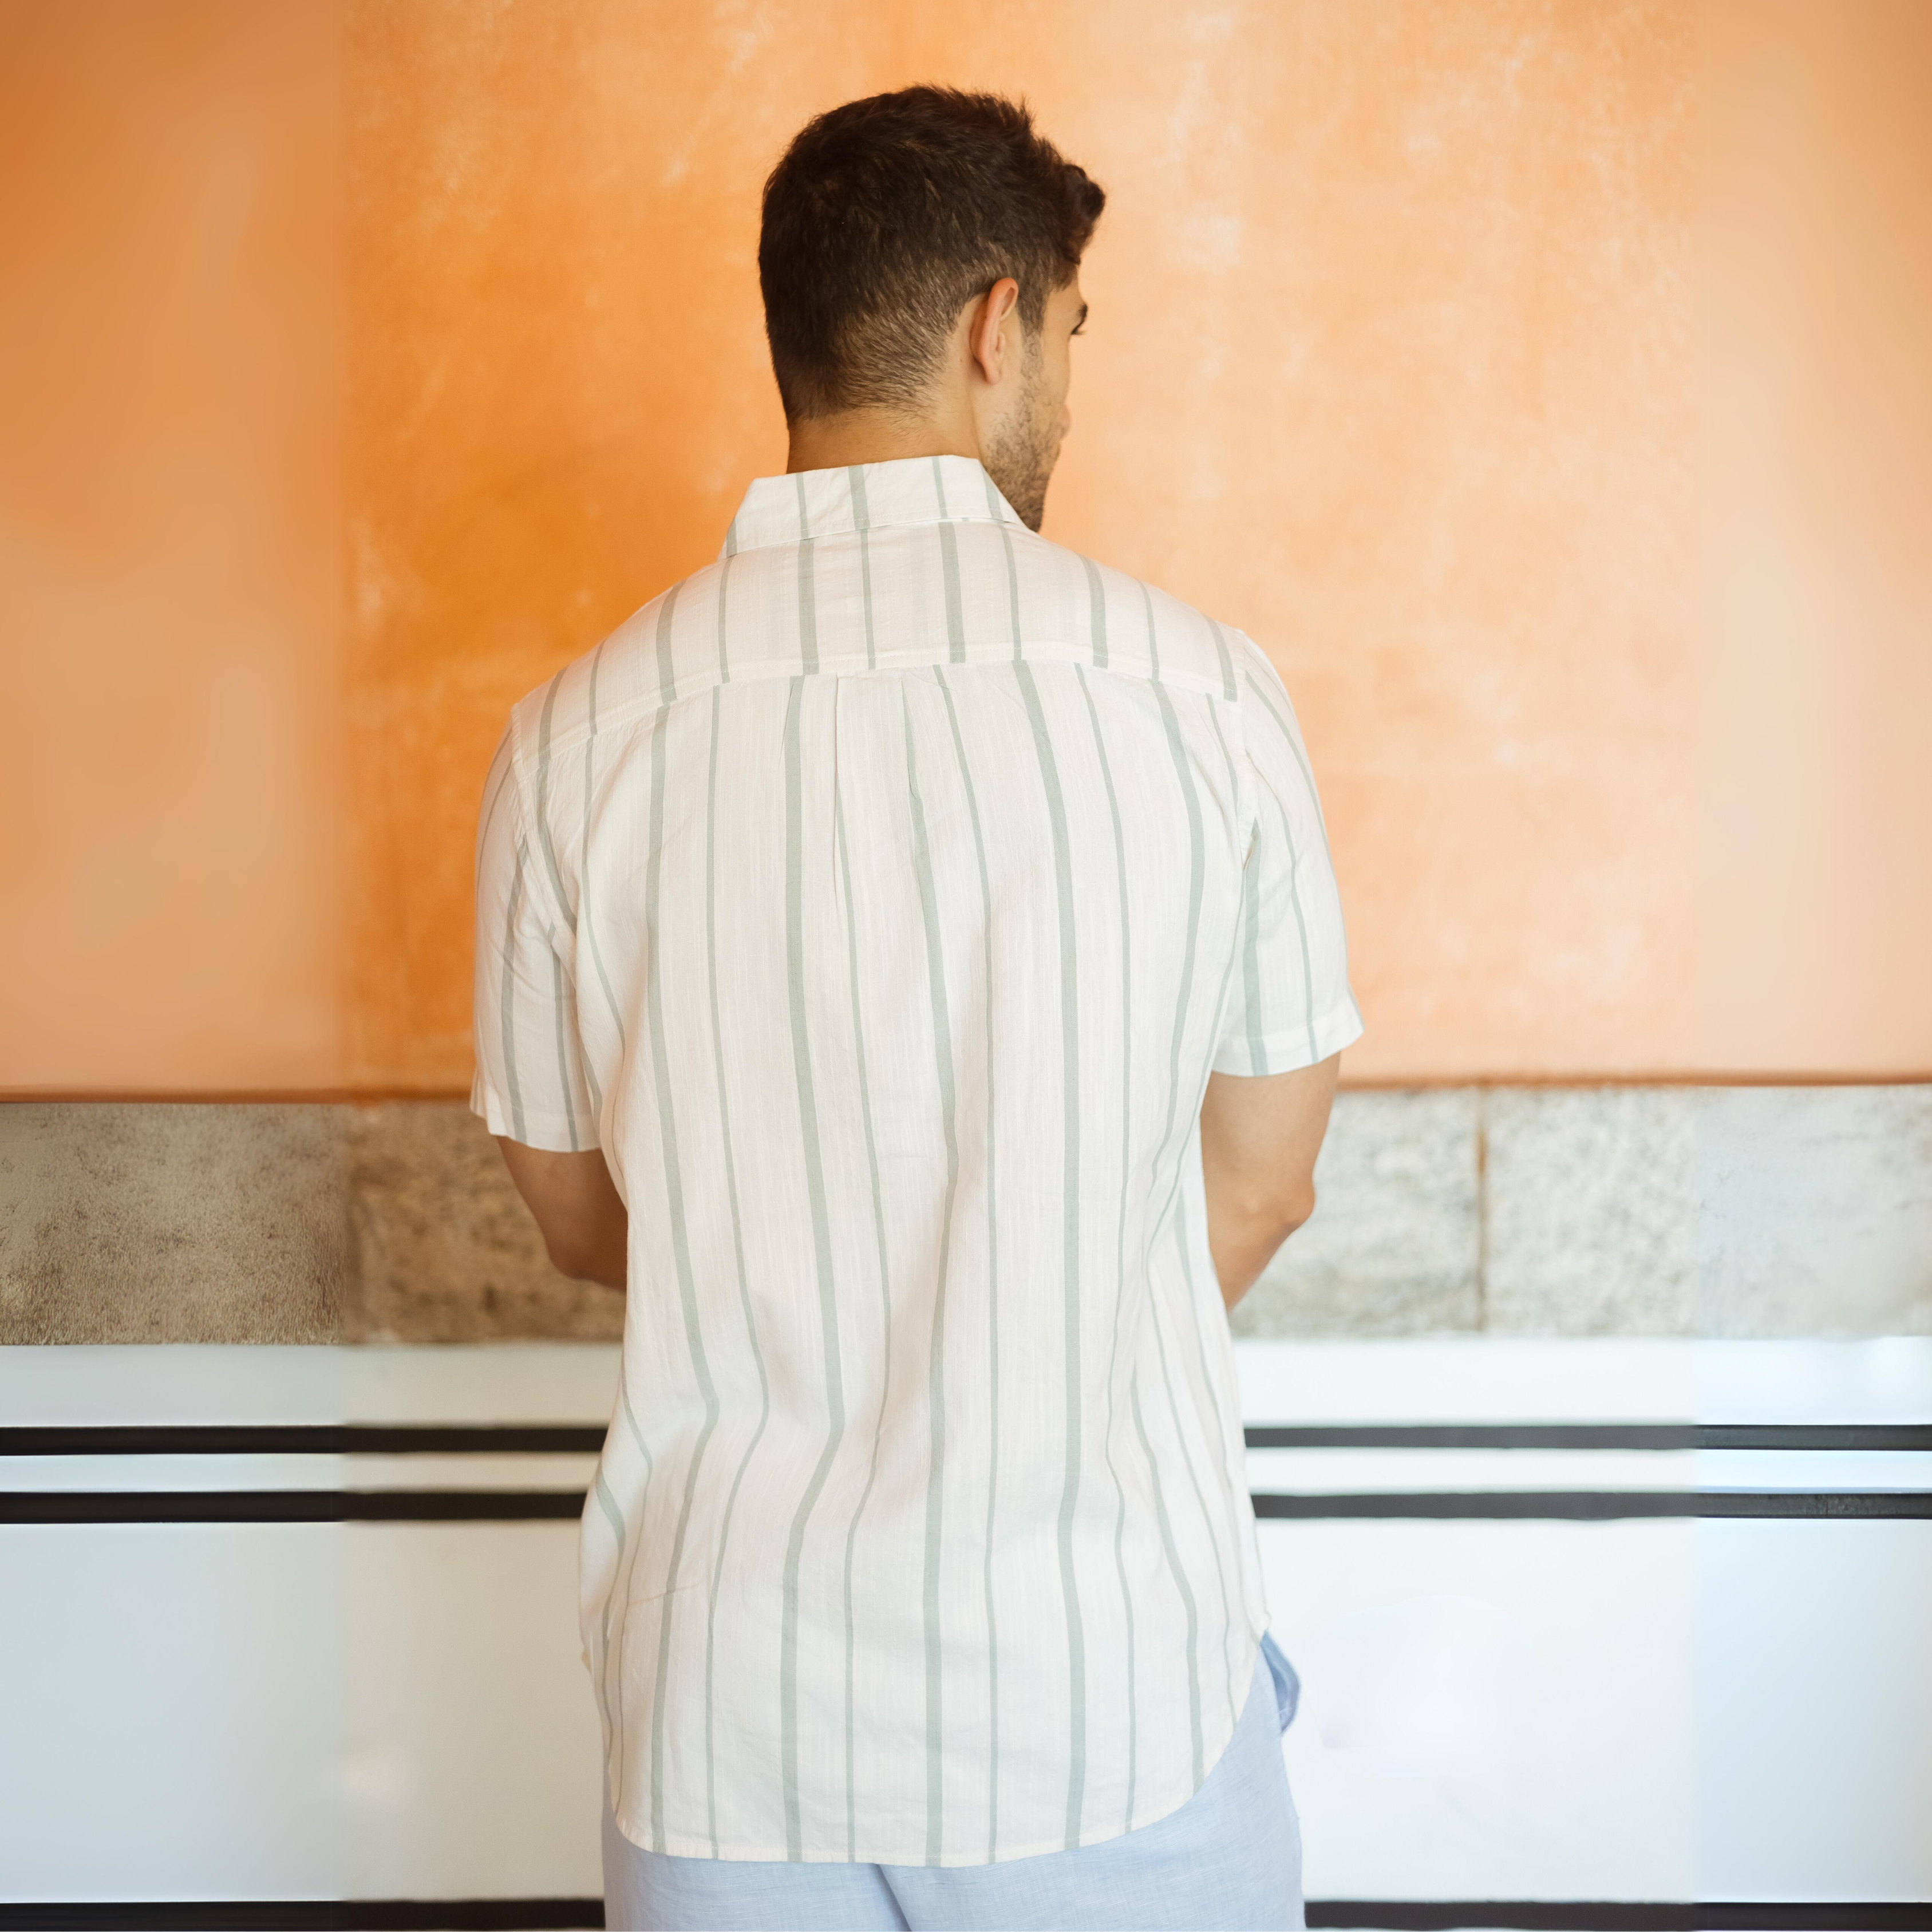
[{"xmin": 758, "ymin": 87, "xmax": 1105, "ymax": 422}]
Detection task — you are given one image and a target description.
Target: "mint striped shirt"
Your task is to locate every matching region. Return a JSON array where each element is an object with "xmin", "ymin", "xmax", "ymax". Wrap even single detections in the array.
[{"xmin": 471, "ymin": 453, "xmax": 1362, "ymax": 1867}]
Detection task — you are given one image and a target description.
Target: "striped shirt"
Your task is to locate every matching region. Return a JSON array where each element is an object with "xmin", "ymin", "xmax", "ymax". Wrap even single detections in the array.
[{"xmin": 471, "ymin": 453, "xmax": 1361, "ymax": 1867}]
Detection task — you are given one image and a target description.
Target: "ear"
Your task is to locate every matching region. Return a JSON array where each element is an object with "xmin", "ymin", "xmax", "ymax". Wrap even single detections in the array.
[{"xmin": 967, "ymin": 277, "xmax": 1022, "ymax": 386}]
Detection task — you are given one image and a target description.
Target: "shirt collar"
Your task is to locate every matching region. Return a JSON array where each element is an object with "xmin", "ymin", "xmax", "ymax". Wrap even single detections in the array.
[{"xmin": 719, "ymin": 453, "xmax": 1024, "ymax": 559}]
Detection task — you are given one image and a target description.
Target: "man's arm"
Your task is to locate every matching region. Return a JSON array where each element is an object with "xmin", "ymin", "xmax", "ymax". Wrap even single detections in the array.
[
  {"xmin": 493, "ymin": 1139, "xmax": 629, "ymax": 1290},
  {"xmin": 1198, "ymin": 1053, "xmax": 1340, "ymax": 1314}
]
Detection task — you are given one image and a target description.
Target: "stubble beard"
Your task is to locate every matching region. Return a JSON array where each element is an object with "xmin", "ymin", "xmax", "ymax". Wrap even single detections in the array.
[{"xmin": 981, "ymin": 350, "xmax": 1060, "ymax": 534}]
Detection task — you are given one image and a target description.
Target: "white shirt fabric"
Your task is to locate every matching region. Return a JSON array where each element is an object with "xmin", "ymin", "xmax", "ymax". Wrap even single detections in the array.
[{"xmin": 471, "ymin": 452, "xmax": 1362, "ymax": 1868}]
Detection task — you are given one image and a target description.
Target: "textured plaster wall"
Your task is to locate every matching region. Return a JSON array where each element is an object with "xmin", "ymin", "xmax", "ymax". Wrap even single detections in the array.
[
  {"xmin": 6, "ymin": 1, "xmax": 1931, "ymax": 1099},
  {"xmin": 0, "ymin": 1, "xmax": 345, "ymax": 1091},
  {"xmin": 8, "ymin": 1092, "xmax": 1927, "ymax": 1346},
  {"xmin": 344, "ymin": 0, "xmax": 1702, "ymax": 1089}
]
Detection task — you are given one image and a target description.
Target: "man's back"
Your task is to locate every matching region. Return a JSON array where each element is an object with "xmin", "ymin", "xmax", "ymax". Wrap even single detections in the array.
[{"xmin": 473, "ymin": 452, "xmax": 1358, "ymax": 1866}]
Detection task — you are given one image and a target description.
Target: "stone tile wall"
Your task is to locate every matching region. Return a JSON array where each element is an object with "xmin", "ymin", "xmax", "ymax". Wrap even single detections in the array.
[{"xmin": 4, "ymin": 1088, "xmax": 1929, "ymax": 1344}]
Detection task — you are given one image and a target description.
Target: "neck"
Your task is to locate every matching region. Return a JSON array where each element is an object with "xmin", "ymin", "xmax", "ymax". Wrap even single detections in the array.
[{"xmin": 785, "ymin": 399, "xmax": 981, "ymax": 475}]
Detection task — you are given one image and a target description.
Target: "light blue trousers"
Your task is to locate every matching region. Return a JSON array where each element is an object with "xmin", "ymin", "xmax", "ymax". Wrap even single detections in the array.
[{"xmin": 602, "ymin": 1630, "xmax": 1305, "ymax": 1931}]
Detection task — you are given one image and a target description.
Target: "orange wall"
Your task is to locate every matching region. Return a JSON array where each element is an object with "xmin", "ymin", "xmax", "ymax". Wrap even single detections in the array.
[
  {"xmin": 1694, "ymin": 0, "xmax": 1932, "ymax": 1077},
  {"xmin": 0, "ymin": 0, "xmax": 343, "ymax": 1091},
  {"xmin": 4, "ymin": 0, "xmax": 1929, "ymax": 1093}
]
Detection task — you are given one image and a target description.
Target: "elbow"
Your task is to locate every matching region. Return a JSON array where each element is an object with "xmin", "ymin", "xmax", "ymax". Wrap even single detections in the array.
[
  {"xmin": 546, "ymin": 1235, "xmax": 625, "ymax": 1291},
  {"xmin": 543, "ymin": 1236, "xmax": 588, "ymax": 1281},
  {"xmin": 1283, "ymin": 1175, "xmax": 1314, "ymax": 1236},
  {"xmin": 543, "ymin": 1232, "xmax": 598, "ymax": 1283},
  {"xmin": 1280, "ymin": 1178, "xmax": 1317, "ymax": 1237}
]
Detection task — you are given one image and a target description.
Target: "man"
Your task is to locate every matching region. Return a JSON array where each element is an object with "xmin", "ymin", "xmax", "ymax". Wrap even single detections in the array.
[{"xmin": 472, "ymin": 86, "xmax": 1360, "ymax": 1932}]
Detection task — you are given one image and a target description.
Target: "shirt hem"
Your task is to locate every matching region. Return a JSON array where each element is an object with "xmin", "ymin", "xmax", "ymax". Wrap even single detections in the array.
[
  {"xmin": 470, "ymin": 1072, "xmax": 601, "ymax": 1152},
  {"xmin": 1211, "ymin": 999, "xmax": 1365, "ymax": 1077},
  {"xmin": 605, "ymin": 1622, "xmax": 1265, "ymax": 1868}
]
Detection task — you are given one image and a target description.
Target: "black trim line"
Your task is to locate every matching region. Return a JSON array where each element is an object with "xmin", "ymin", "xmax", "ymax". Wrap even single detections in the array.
[
  {"xmin": 1692, "ymin": 1425, "xmax": 1932, "ymax": 1453},
  {"xmin": 1309, "ymin": 1907, "xmax": 1932, "ymax": 1930},
  {"xmin": 0, "ymin": 1491, "xmax": 588, "ymax": 1524},
  {"xmin": 5, "ymin": 1490, "xmax": 1929, "ymax": 1525},
  {"xmin": 0, "ymin": 1902, "xmax": 1924, "ymax": 1931},
  {"xmin": 1253, "ymin": 1491, "xmax": 1932, "ymax": 1520},
  {"xmin": 6, "ymin": 1423, "xmax": 1925, "ymax": 1460},
  {"xmin": 0, "ymin": 1906, "xmax": 600, "ymax": 1930},
  {"xmin": 1244, "ymin": 1424, "xmax": 1932, "ymax": 1452},
  {"xmin": 0, "ymin": 1425, "xmax": 607, "ymax": 1457}
]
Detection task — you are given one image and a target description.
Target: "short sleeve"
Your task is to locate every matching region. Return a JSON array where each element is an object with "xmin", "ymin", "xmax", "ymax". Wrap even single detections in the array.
[
  {"xmin": 1213, "ymin": 637, "xmax": 1365, "ymax": 1075},
  {"xmin": 471, "ymin": 718, "xmax": 600, "ymax": 1150}
]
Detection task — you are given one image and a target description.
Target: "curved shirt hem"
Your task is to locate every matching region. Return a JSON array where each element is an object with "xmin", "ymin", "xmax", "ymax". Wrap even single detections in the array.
[{"xmin": 605, "ymin": 1622, "xmax": 1265, "ymax": 1870}]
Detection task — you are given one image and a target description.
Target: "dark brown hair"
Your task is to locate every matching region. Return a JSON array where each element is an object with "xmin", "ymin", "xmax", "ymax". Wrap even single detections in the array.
[{"xmin": 758, "ymin": 87, "xmax": 1105, "ymax": 422}]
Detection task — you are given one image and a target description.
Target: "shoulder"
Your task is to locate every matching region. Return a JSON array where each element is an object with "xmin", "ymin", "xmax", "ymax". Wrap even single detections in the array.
[
  {"xmin": 500, "ymin": 558, "xmax": 731, "ymax": 768},
  {"xmin": 1008, "ymin": 528, "xmax": 1255, "ymax": 701}
]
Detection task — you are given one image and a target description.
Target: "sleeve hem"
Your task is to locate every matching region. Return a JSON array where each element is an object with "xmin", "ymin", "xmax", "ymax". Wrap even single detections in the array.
[
  {"xmin": 470, "ymin": 1070, "xmax": 602, "ymax": 1153},
  {"xmin": 1210, "ymin": 999, "xmax": 1364, "ymax": 1077}
]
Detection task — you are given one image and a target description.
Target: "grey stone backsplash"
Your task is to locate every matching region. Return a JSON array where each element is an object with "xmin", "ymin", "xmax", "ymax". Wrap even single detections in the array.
[{"xmin": 4, "ymin": 1087, "xmax": 1928, "ymax": 1344}]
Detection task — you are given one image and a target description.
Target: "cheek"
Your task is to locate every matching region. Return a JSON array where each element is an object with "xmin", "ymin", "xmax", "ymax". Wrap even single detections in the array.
[{"xmin": 1044, "ymin": 361, "xmax": 1072, "ymax": 424}]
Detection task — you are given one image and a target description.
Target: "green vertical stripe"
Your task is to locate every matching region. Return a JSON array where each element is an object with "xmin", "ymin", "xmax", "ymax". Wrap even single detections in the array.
[
  {"xmin": 499, "ymin": 839, "xmax": 530, "ymax": 1144},
  {"xmin": 833, "ymin": 771, "xmax": 897, "ymax": 1861},
  {"xmin": 935, "ymin": 666, "xmax": 1003, "ymax": 1860},
  {"xmin": 1150, "ymin": 822, "xmax": 1246, "ymax": 1244},
  {"xmin": 1239, "ymin": 832, "xmax": 1265, "ymax": 1072},
  {"xmin": 533, "ymin": 669, "xmax": 573, "ymax": 922},
  {"xmin": 993, "ymin": 512, "xmax": 1023, "ymax": 662},
  {"xmin": 1171, "ymin": 1191, "xmax": 1247, "ymax": 1728},
  {"xmin": 1203, "ymin": 699, "xmax": 1262, "ymax": 1069},
  {"xmin": 859, "ymin": 537, "xmax": 879, "ymax": 671},
  {"xmin": 547, "ymin": 954, "xmax": 580, "ymax": 1151},
  {"xmin": 700, "ymin": 688, "xmax": 771, "ymax": 1857},
  {"xmin": 578, "ymin": 648, "xmax": 627, "ymax": 1061},
  {"xmin": 654, "ymin": 579, "xmax": 682, "ymax": 705},
  {"xmin": 849, "ymin": 464, "xmax": 879, "ymax": 670},
  {"xmin": 1242, "ymin": 669, "xmax": 1333, "ymax": 1060},
  {"xmin": 1082, "ymin": 557, "xmax": 1109, "ymax": 670},
  {"xmin": 1145, "ymin": 1265, "xmax": 1242, "ymax": 1739},
  {"xmin": 639, "ymin": 697, "xmax": 720, "ymax": 1853},
  {"xmin": 903, "ymin": 688, "xmax": 961, "ymax": 1866},
  {"xmin": 930, "ymin": 453, "xmax": 950, "ymax": 518},
  {"xmin": 591, "ymin": 1471, "xmax": 628, "ymax": 1780},
  {"xmin": 1245, "ymin": 669, "xmax": 1330, "ymax": 835},
  {"xmin": 715, "ymin": 553, "xmax": 734, "ymax": 683},
  {"xmin": 938, "ymin": 522, "xmax": 966, "ymax": 663},
  {"xmin": 1140, "ymin": 582, "xmax": 1162, "ymax": 679},
  {"xmin": 576, "ymin": 645, "xmax": 610, "ymax": 1115},
  {"xmin": 608, "ymin": 1380, "xmax": 657, "ymax": 1816},
  {"xmin": 1206, "ymin": 684, "xmax": 1244, "ymax": 803},
  {"xmin": 1073, "ymin": 665, "xmax": 1143, "ymax": 1832},
  {"xmin": 478, "ymin": 749, "xmax": 514, "ymax": 878},
  {"xmin": 794, "ymin": 480, "xmax": 820, "ymax": 675},
  {"xmin": 1266, "ymin": 787, "xmax": 1322, "ymax": 1064},
  {"xmin": 1130, "ymin": 1376, "xmax": 1202, "ymax": 1786},
  {"xmin": 779, "ymin": 674, "xmax": 846, "ymax": 1860},
  {"xmin": 1149, "ymin": 682, "xmax": 1205, "ymax": 1172},
  {"xmin": 1011, "ymin": 661, "xmax": 1089, "ymax": 1850},
  {"xmin": 1205, "ymin": 615, "xmax": 1237, "ymax": 701}
]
